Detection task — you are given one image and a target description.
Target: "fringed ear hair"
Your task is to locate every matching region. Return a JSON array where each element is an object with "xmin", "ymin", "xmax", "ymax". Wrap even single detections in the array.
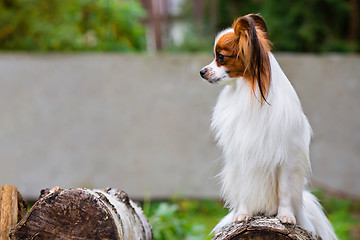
[
  {"xmin": 232, "ymin": 15, "xmax": 271, "ymax": 104},
  {"xmin": 247, "ymin": 14, "xmax": 269, "ymax": 39}
]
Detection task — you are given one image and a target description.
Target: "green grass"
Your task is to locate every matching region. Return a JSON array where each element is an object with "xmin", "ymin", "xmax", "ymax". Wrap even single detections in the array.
[
  {"xmin": 142, "ymin": 191, "xmax": 360, "ymax": 240},
  {"xmin": 143, "ymin": 198, "xmax": 227, "ymax": 240}
]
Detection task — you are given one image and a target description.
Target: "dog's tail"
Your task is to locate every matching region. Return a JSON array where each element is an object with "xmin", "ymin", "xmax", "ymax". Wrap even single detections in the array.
[
  {"xmin": 211, "ymin": 210, "xmax": 234, "ymax": 234},
  {"xmin": 303, "ymin": 190, "xmax": 338, "ymax": 240}
]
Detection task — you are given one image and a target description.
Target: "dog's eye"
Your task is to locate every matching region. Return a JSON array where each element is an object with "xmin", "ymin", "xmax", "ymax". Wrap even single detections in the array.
[{"xmin": 218, "ymin": 54, "xmax": 225, "ymax": 64}]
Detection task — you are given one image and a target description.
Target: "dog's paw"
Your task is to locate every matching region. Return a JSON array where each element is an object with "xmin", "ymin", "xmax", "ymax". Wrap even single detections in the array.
[
  {"xmin": 233, "ymin": 213, "xmax": 252, "ymax": 222},
  {"xmin": 276, "ymin": 213, "xmax": 296, "ymax": 224},
  {"xmin": 310, "ymin": 232, "xmax": 319, "ymax": 240}
]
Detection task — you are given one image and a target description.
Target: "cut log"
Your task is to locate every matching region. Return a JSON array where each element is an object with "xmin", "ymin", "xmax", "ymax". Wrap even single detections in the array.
[
  {"xmin": 0, "ymin": 185, "xmax": 27, "ymax": 240},
  {"xmin": 212, "ymin": 216, "xmax": 320, "ymax": 240},
  {"xmin": 10, "ymin": 187, "xmax": 152, "ymax": 240}
]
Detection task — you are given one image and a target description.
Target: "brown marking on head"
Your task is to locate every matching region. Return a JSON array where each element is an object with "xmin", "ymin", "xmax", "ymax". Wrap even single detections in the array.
[
  {"xmin": 215, "ymin": 14, "xmax": 272, "ymax": 104},
  {"xmin": 215, "ymin": 32, "xmax": 245, "ymax": 78}
]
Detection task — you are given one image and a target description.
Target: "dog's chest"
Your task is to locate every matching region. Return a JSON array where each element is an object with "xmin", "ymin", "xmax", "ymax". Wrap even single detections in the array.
[
  {"xmin": 210, "ymin": 84, "xmax": 290, "ymax": 170},
  {"xmin": 212, "ymin": 86, "xmax": 265, "ymax": 146}
]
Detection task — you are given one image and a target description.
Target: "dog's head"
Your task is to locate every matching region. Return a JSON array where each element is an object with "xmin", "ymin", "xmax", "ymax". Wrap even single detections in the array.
[{"xmin": 200, "ymin": 14, "xmax": 271, "ymax": 102}]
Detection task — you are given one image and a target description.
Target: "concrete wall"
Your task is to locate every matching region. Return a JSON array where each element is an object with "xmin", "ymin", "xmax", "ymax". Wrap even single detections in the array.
[{"xmin": 0, "ymin": 53, "xmax": 359, "ymax": 200}]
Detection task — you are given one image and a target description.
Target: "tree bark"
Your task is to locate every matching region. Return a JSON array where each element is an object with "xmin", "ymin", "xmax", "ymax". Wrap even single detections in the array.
[
  {"xmin": 212, "ymin": 216, "xmax": 320, "ymax": 240},
  {"xmin": 0, "ymin": 185, "xmax": 27, "ymax": 240},
  {"xmin": 10, "ymin": 187, "xmax": 152, "ymax": 240}
]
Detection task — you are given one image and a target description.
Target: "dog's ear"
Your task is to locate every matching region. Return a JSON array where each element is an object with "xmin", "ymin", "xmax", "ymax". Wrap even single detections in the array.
[
  {"xmin": 232, "ymin": 16, "xmax": 254, "ymax": 72},
  {"xmin": 232, "ymin": 16, "xmax": 253, "ymax": 37},
  {"xmin": 232, "ymin": 15, "xmax": 271, "ymax": 104},
  {"xmin": 247, "ymin": 14, "xmax": 268, "ymax": 38}
]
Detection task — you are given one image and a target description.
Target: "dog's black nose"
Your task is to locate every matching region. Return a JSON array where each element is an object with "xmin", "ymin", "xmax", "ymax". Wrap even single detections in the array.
[{"xmin": 200, "ymin": 68, "xmax": 207, "ymax": 78}]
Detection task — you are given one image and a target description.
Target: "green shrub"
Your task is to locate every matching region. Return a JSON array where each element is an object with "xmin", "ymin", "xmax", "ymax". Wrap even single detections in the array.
[
  {"xmin": 0, "ymin": 0, "xmax": 146, "ymax": 51},
  {"xmin": 176, "ymin": 0, "xmax": 359, "ymax": 52}
]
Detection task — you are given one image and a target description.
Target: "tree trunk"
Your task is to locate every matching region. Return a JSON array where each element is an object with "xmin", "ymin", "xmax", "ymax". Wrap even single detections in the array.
[
  {"xmin": 0, "ymin": 185, "xmax": 27, "ymax": 240},
  {"xmin": 10, "ymin": 187, "xmax": 152, "ymax": 240},
  {"xmin": 349, "ymin": 0, "xmax": 359, "ymax": 43},
  {"xmin": 212, "ymin": 216, "xmax": 320, "ymax": 240}
]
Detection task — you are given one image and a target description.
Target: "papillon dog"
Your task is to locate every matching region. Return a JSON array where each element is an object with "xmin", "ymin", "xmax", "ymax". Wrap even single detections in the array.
[{"xmin": 200, "ymin": 14, "xmax": 337, "ymax": 240}]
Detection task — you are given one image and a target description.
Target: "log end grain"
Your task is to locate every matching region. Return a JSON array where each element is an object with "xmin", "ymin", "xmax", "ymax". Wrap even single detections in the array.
[{"xmin": 10, "ymin": 187, "xmax": 152, "ymax": 240}]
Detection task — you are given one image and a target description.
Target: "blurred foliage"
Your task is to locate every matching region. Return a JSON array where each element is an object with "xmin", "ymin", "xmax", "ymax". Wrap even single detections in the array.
[
  {"xmin": 176, "ymin": 0, "xmax": 359, "ymax": 52},
  {"xmin": 146, "ymin": 202, "xmax": 208, "ymax": 240},
  {"xmin": 313, "ymin": 189, "xmax": 360, "ymax": 240},
  {"xmin": 144, "ymin": 198, "xmax": 228, "ymax": 240},
  {"xmin": 143, "ymin": 191, "xmax": 360, "ymax": 240},
  {"xmin": 0, "ymin": 0, "xmax": 146, "ymax": 51},
  {"xmin": 168, "ymin": 24, "xmax": 213, "ymax": 52}
]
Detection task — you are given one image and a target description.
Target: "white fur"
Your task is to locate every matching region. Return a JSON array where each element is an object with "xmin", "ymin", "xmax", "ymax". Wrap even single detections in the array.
[{"xmin": 203, "ymin": 31, "xmax": 337, "ymax": 239}]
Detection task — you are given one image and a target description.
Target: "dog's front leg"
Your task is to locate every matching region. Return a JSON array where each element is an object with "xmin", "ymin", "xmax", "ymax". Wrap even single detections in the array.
[
  {"xmin": 224, "ymin": 167, "xmax": 252, "ymax": 222},
  {"xmin": 233, "ymin": 203, "xmax": 252, "ymax": 222},
  {"xmin": 276, "ymin": 164, "xmax": 299, "ymax": 224}
]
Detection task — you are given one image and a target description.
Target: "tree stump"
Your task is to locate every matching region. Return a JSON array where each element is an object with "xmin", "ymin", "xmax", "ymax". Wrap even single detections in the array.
[
  {"xmin": 10, "ymin": 187, "xmax": 153, "ymax": 240},
  {"xmin": 0, "ymin": 185, "xmax": 27, "ymax": 240},
  {"xmin": 212, "ymin": 216, "xmax": 320, "ymax": 240}
]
